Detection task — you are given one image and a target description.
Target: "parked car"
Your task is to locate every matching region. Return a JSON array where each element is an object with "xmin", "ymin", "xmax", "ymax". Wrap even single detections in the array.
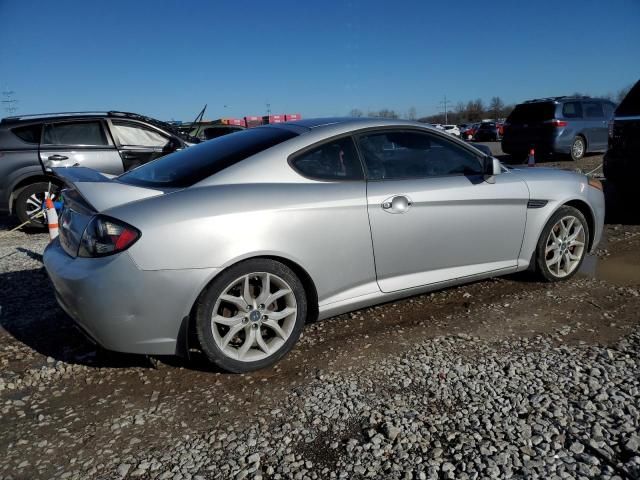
[
  {"xmin": 461, "ymin": 123, "xmax": 480, "ymax": 140},
  {"xmin": 44, "ymin": 118, "xmax": 604, "ymax": 373},
  {"xmin": 199, "ymin": 125, "xmax": 245, "ymax": 141},
  {"xmin": 0, "ymin": 111, "xmax": 194, "ymax": 227},
  {"xmin": 473, "ymin": 122, "xmax": 501, "ymax": 141},
  {"xmin": 502, "ymin": 96, "xmax": 615, "ymax": 161},
  {"xmin": 442, "ymin": 125, "xmax": 460, "ymax": 137},
  {"xmin": 603, "ymin": 80, "xmax": 640, "ymax": 189}
]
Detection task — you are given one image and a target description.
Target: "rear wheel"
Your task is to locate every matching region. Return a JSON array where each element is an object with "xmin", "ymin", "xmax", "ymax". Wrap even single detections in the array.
[
  {"xmin": 535, "ymin": 206, "xmax": 589, "ymax": 282},
  {"xmin": 195, "ymin": 258, "xmax": 307, "ymax": 373},
  {"xmin": 14, "ymin": 182, "xmax": 60, "ymax": 229},
  {"xmin": 570, "ymin": 136, "xmax": 586, "ymax": 161}
]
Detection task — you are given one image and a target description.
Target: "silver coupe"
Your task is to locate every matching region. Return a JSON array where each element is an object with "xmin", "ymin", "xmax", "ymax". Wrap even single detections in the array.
[{"xmin": 43, "ymin": 118, "xmax": 605, "ymax": 372}]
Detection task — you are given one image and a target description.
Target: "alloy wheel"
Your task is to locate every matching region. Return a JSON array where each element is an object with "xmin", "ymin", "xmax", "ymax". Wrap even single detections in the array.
[
  {"xmin": 572, "ymin": 138, "xmax": 585, "ymax": 160},
  {"xmin": 210, "ymin": 272, "xmax": 297, "ymax": 362},
  {"xmin": 544, "ymin": 215, "xmax": 586, "ymax": 278},
  {"xmin": 25, "ymin": 191, "xmax": 56, "ymax": 224}
]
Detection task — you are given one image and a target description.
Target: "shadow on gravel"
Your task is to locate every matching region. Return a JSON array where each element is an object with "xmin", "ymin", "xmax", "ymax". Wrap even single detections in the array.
[{"xmin": 0, "ymin": 267, "xmax": 152, "ymax": 370}]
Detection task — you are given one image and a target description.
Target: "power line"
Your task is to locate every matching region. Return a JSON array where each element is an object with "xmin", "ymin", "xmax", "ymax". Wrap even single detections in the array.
[
  {"xmin": 438, "ymin": 95, "xmax": 453, "ymax": 124},
  {"xmin": 2, "ymin": 90, "xmax": 18, "ymax": 115}
]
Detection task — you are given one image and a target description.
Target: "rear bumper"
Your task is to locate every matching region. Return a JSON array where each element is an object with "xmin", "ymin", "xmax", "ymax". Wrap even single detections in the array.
[
  {"xmin": 502, "ymin": 134, "xmax": 570, "ymax": 156},
  {"xmin": 43, "ymin": 240, "xmax": 218, "ymax": 355}
]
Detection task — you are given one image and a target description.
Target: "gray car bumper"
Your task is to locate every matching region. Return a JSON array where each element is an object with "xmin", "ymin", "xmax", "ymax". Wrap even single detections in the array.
[{"xmin": 43, "ymin": 240, "xmax": 218, "ymax": 355}]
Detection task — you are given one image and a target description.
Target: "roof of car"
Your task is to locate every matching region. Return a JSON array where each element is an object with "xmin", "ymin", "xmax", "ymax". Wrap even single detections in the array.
[
  {"xmin": 280, "ymin": 117, "xmax": 433, "ymax": 131},
  {"xmin": 0, "ymin": 110, "xmax": 169, "ymax": 126},
  {"xmin": 521, "ymin": 96, "xmax": 613, "ymax": 104}
]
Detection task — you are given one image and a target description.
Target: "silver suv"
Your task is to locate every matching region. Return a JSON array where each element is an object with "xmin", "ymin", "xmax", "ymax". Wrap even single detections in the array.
[{"xmin": 0, "ymin": 111, "xmax": 191, "ymax": 227}]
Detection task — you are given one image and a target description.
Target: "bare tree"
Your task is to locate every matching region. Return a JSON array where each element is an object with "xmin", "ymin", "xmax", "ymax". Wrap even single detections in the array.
[
  {"xmin": 369, "ymin": 109, "xmax": 399, "ymax": 119},
  {"xmin": 407, "ymin": 106, "xmax": 417, "ymax": 121},
  {"xmin": 349, "ymin": 108, "xmax": 363, "ymax": 117},
  {"xmin": 489, "ymin": 96, "xmax": 505, "ymax": 121}
]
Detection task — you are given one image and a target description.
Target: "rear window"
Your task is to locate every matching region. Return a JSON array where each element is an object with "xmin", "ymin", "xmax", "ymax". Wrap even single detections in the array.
[
  {"xmin": 43, "ymin": 121, "xmax": 108, "ymax": 146},
  {"xmin": 562, "ymin": 102, "xmax": 582, "ymax": 118},
  {"xmin": 508, "ymin": 102, "xmax": 555, "ymax": 123},
  {"xmin": 118, "ymin": 126, "xmax": 298, "ymax": 188},
  {"xmin": 12, "ymin": 124, "xmax": 42, "ymax": 144},
  {"xmin": 616, "ymin": 80, "xmax": 640, "ymax": 117}
]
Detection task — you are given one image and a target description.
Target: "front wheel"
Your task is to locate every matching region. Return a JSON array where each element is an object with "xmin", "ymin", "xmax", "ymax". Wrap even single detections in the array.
[
  {"xmin": 14, "ymin": 182, "xmax": 60, "ymax": 229},
  {"xmin": 195, "ymin": 258, "xmax": 307, "ymax": 373},
  {"xmin": 535, "ymin": 206, "xmax": 589, "ymax": 282}
]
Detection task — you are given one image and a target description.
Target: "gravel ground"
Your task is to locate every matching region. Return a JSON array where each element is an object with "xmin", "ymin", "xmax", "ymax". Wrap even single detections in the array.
[{"xmin": 1, "ymin": 153, "xmax": 639, "ymax": 479}]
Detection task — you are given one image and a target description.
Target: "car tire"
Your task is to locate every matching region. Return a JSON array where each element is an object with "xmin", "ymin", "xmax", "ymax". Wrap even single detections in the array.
[
  {"xmin": 195, "ymin": 258, "xmax": 307, "ymax": 373},
  {"xmin": 535, "ymin": 206, "xmax": 589, "ymax": 282},
  {"xmin": 570, "ymin": 136, "xmax": 586, "ymax": 161},
  {"xmin": 14, "ymin": 182, "xmax": 61, "ymax": 229}
]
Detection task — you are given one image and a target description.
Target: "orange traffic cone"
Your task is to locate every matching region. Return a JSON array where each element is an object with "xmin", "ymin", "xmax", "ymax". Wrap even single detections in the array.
[
  {"xmin": 527, "ymin": 148, "xmax": 535, "ymax": 167},
  {"xmin": 45, "ymin": 197, "xmax": 59, "ymax": 240}
]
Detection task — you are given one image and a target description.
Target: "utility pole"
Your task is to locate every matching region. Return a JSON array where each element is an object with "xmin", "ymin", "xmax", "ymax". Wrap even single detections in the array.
[
  {"xmin": 2, "ymin": 90, "xmax": 17, "ymax": 116},
  {"xmin": 438, "ymin": 95, "xmax": 452, "ymax": 124},
  {"xmin": 266, "ymin": 102, "xmax": 271, "ymax": 116}
]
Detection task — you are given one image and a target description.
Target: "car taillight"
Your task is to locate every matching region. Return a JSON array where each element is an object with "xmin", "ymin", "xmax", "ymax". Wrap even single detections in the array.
[
  {"xmin": 545, "ymin": 119, "xmax": 568, "ymax": 127},
  {"xmin": 78, "ymin": 215, "xmax": 141, "ymax": 257}
]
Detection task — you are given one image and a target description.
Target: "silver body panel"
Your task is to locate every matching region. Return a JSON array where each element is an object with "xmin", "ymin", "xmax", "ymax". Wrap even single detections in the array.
[{"xmin": 43, "ymin": 118, "xmax": 605, "ymax": 355}]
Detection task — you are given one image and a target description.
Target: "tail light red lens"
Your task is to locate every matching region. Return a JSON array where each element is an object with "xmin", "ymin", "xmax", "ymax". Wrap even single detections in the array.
[
  {"xmin": 78, "ymin": 215, "xmax": 141, "ymax": 257},
  {"xmin": 545, "ymin": 119, "xmax": 568, "ymax": 127}
]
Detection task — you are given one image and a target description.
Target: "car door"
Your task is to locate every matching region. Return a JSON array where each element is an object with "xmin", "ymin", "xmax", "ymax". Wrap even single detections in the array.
[
  {"xmin": 356, "ymin": 129, "xmax": 529, "ymax": 293},
  {"xmin": 108, "ymin": 119, "xmax": 174, "ymax": 171},
  {"xmin": 582, "ymin": 101, "xmax": 608, "ymax": 150},
  {"xmin": 39, "ymin": 119, "xmax": 124, "ymax": 175}
]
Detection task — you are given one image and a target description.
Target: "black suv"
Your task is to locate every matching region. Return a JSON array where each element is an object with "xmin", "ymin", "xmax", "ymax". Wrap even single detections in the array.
[
  {"xmin": 603, "ymin": 80, "xmax": 640, "ymax": 189},
  {"xmin": 0, "ymin": 111, "xmax": 193, "ymax": 226},
  {"xmin": 502, "ymin": 96, "xmax": 615, "ymax": 161}
]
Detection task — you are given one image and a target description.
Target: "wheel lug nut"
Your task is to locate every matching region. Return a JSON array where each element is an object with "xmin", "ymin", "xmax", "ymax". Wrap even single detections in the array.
[
  {"xmin": 262, "ymin": 315, "xmax": 268, "ymax": 320},
  {"xmin": 246, "ymin": 305, "xmax": 251, "ymax": 311},
  {"xmin": 259, "ymin": 304, "xmax": 265, "ymax": 310},
  {"xmin": 252, "ymin": 323, "xmax": 259, "ymax": 329}
]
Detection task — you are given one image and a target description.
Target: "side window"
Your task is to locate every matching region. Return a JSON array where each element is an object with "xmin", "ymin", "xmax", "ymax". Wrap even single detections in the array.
[
  {"xmin": 111, "ymin": 121, "xmax": 169, "ymax": 147},
  {"xmin": 357, "ymin": 130, "xmax": 483, "ymax": 180},
  {"xmin": 603, "ymin": 103, "xmax": 614, "ymax": 119},
  {"xmin": 42, "ymin": 121, "xmax": 108, "ymax": 146},
  {"xmin": 562, "ymin": 102, "xmax": 582, "ymax": 118},
  {"xmin": 583, "ymin": 102, "xmax": 604, "ymax": 119},
  {"xmin": 12, "ymin": 124, "xmax": 43, "ymax": 144},
  {"xmin": 291, "ymin": 136, "xmax": 363, "ymax": 180}
]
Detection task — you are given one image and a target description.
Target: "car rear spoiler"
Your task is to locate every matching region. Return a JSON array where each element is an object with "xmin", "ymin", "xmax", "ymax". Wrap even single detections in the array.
[{"xmin": 50, "ymin": 167, "xmax": 164, "ymax": 212}]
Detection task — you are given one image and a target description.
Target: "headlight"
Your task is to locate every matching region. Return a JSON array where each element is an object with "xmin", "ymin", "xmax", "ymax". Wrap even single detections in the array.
[{"xmin": 588, "ymin": 177, "xmax": 603, "ymax": 191}]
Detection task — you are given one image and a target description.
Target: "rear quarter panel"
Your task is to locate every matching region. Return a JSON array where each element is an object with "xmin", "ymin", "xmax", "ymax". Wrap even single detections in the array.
[{"xmin": 105, "ymin": 182, "xmax": 379, "ymax": 305}]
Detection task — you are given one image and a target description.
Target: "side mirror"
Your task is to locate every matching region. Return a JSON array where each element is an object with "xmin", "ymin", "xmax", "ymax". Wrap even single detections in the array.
[
  {"xmin": 483, "ymin": 155, "xmax": 502, "ymax": 183},
  {"xmin": 163, "ymin": 137, "xmax": 182, "ymax": 154}
]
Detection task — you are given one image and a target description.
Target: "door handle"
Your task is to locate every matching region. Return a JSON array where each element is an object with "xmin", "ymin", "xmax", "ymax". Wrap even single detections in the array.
[
  {"xmin": 381, "ymin": 195, "xmax": 412, "ymax": 214},
  {"xmin": 48, "ymin": 154, "xmax": 68, "ymax": 161}
]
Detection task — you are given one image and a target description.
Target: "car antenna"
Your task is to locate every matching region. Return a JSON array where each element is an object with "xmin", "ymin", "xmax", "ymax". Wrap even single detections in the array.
[{"xmin": 190, "ymin": 104, "xmax": 207, "ymax": 141}]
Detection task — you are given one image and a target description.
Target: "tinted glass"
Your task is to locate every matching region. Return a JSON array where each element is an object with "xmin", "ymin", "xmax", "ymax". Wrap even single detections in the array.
[
  {"xmin": 12, "ymin": 124, "xmax": 42, "ymax": 144},
  {"xmin": 616, "ymin": 81, "xmax": 640, "ymax": 117},
  {"xmin": 118, "ymin": 126, "xmax": 298, "ymax": 188},
  {"xmin": 562, "ymin": 102, "xmax": 582, "ymax": 118},
  {"xmin": 603, "ymin": 103, "xmax": 614, "ymax": 119},
  {"xmin": 112, "ymin": 121, "xmax": 168, "ymax": 147},
  {"xmin": 508, "ymin": 102, "xmax": 555, "ymax": 123},
  {"xmin": 583, "ymin": 102, "xmax": 604, "ymax": 119},
  {"xmin": 43, "ymin": 121, "xmax": 108, "ymax": 146},
  {"xmin": 358, "ymin": 130, "xmax": 482, "ymax": 180},
  {"xmin": 292, "ymin": 137, "xmax": 363, "ymax": 180}
]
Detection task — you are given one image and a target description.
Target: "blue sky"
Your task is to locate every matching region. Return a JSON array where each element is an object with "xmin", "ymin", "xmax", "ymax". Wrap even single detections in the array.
[{"xmin": 1, "ymin": 0, "xmax": 638, "ymax": 121}]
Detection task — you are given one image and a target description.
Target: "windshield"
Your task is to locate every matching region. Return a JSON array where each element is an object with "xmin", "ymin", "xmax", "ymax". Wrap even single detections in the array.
[
  {"xmin": 118, "ymin": 126, "xmax": 298, "ymax": 188},
  {"xmin": 508, "ymin": 102, "xmax": 555, "ymax": 123}
]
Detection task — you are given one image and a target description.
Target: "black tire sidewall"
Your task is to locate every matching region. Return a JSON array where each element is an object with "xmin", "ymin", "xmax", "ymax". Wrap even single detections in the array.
[
  {"xmin": 195, "ymin": 258, "xmax": 307, "ymax": 373},
  {"xmin": 15, "ymin": 182, "xmax": 60, "ymax": 228},
  {"xmin": 535, "ymin": 206, "xmax": 590, "ymax": 282}
]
